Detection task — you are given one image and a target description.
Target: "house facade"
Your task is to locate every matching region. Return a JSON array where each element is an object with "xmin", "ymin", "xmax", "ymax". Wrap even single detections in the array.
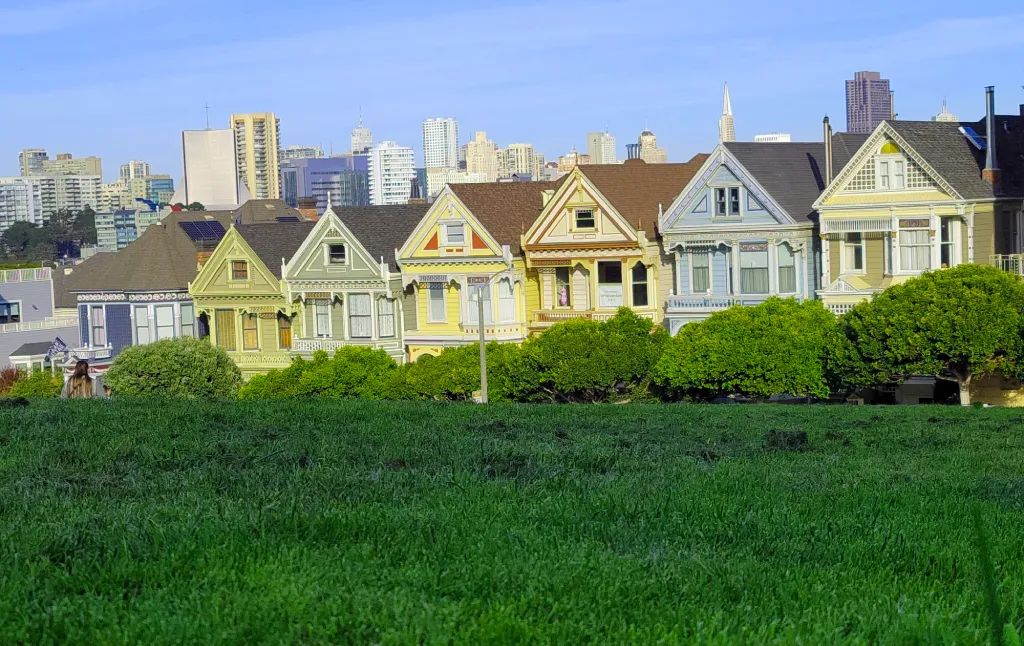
[
  {"xmin": 815, "ymin": 103, "xmax": 1024, "ymax": 315},
  {"xmin": 521, "ymin": 158, "xmax": 707, "ymax": 332},
  {"xmin": 283, "ymin": 203, "xmax": 426, "ymax": 363},
  {"xmin": 658, "ymin": 141, "xmax": 853, "ymax": 334},
  {"xmin": 1, "ymin": 267, "xmax": 79, "ymax": 371},
  {"xmin": 397, "ymin": 183, "xmax": 556, "ymax": 360}
]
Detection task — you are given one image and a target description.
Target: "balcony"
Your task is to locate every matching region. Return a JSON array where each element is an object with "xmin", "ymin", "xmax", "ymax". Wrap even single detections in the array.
[
  {"xmin": 993, "ymin": 255, "xmax": 1024, "ymax": 276},
  {"xmin": 531, "ymin": 310, "xmax": 654, "ymax": 327},
  {"xmin": 0, "ymin": 315, "xmax": 78, "ymax": 334},
  {"xmin": 228, "ymin": 351, "xmax": 293, "ymax": 368},
  {"xmin": 0, "ymin": 267, "xmax": 51, "ymax": 283},
  {"xmin": 666, "ymin": 296, "xmax": 741, "ymax": 311}
]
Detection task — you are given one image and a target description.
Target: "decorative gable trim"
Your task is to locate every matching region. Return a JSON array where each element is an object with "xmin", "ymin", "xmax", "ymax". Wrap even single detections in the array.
[
  {"xmin": 814, "ymin": 122, "xmax": 963, "ymax": 207},
  {"xmin": 659, "ymin": 146, "xmax": 797, "ymax": 232},
  {"xmin": 397, "ymin": 187, "xmax": 505, "ymax": 261},
  {"xmin": 189, "ymin": 226, "xmax": 282, "ymax": 296},
  {"xmin": 523, "ymin": 168, "xmax": 637, "ymax": 248},
  {"xmin": 821, "ymin": 277, "xmax": 871, "ymax": 294},
  {"xmin": 283, "ymin": 204, "xmax": 383, "ymax": 282}
]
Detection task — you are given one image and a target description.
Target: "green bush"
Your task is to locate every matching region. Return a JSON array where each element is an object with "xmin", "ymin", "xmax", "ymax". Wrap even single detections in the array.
[
  {"xmin": 239, "ymin": 347, "xmax": 405, "ymax": 400},
  {"xmin": 828, "ymin": 264, "xmax": 1024, "ymax": 405},
  {"xmin": 400, "ymin": 342, "xmax": 540, "ymax": 403},
  {"xmin": 7, "ymin": 370, "xmax": 62, "ymax": 398},
  {"xmin": 525, "ymin": 308, "xmax": 668, "ymax": 403},
  {"xmin": 105, "ymin": 337, "xmax": 241, "ymax": 399},
  {"xmin": 654, "ymin": 298, "xmax": 837, "ymax": 400}
]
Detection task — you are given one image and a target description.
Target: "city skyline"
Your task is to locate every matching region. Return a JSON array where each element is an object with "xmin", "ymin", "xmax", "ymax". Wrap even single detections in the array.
[{"xmin": 1, "ymin": 0, "xmax": 1023, "ymax": 182}]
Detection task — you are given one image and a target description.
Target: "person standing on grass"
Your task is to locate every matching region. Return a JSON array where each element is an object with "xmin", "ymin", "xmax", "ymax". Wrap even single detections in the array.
[{"xmin": 60, "ymin": 360, "xmax": 108, "ymax": 399}]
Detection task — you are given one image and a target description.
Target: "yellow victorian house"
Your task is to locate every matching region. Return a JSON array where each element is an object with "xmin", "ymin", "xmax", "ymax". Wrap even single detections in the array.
[
  {"xmin": 397, "ymin": 181, "xmax": 561, "ymax": 360},
  {"xmin": 815, "ymin": 88, "xmax": 1024, "ymax": 315},
  {"xmin": 521, "ymin": 156, "xmax": 708, "ymax": 331}
]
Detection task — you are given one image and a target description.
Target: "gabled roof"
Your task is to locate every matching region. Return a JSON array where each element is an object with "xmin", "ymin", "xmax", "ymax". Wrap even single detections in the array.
[
  {"xmin": 576, "ymin": 156, "xmax": 710, "ymax": 228},
  {"xmin": 831, "ymin": 132, "xmax": 869, "ymax": 171},
  {"xmin": 336, "ymin": 203, "xmax": 432, "ymax": 271},
  {"xmin": 449, "ymin": 180, "xmax": 567, "ymax": 255},
  {"xmin": 887, "ymin": 117, "xmax": 1024, "ymax": 198},
  {"xmin": 10, "ymin": 341, "xmax": 58, "ymax": 357},
  {"xmin": 65, "ymin": 210, "xmax": 234, "ymax": 296},
  {"xmin": 235, "ymin": 221, "xmax": 316, "ymax": 278},
  {"xmin": 233, "ymin": 199, "xmax": 305, "ymax": 224},
  {"xmin": 724, "ymin": 142, "xmax": 827, "ymax": 222}
]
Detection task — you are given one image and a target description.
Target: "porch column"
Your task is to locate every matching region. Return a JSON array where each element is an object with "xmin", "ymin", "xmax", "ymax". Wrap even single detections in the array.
[
  {"xmin": 622, "ymin": 258, "xmax": 630, "ymax": 308},
  {"xmin": 370, "ymin": 292, "xmax": 379, "ymax": 340},
  {"xmin": 731, "ymin": 241, "xmax": 740, "ymax": 296},
  {"xmin": 930, "ymin": 209, "xmax": 941, "ymax": 270},
  {"xmin": 820, "ymin": 235, "xmax": 830, "ymax": 287}
]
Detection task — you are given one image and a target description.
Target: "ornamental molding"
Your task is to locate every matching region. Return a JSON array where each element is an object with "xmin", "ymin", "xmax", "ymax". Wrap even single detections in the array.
[
  {"xmin": 127, "ymin": 292, "xmax": 190, "ymax": 302},
  {"xmin": 77, "ymin": 293, "xmax": 126, "ymax": 302},
  {"xmin": 528, "ymin": 247, "xmax": 641, "ymax": 259}
]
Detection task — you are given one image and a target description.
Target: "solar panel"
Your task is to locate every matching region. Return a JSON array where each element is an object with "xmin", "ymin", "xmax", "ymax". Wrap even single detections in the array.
[
  {"xmin": 179, "ymin": 220, "xmax": 227, "ymax": 242},
  {"xmin": 276, "ymin": 216, "xmax": 301, "ymax": 223},
  {"xmin": 959, "ymin": 126, "xmax": 987, "ymax": 151}
]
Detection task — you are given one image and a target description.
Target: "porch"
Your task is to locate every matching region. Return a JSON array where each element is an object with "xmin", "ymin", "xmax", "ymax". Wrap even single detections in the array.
[
  {"xmin": 292, "ymin": 337, "xmax": 405, "ymax": 362},
  {"xmin": 529, "ymin": 309, "xmax": 655, "ymax": 330}
]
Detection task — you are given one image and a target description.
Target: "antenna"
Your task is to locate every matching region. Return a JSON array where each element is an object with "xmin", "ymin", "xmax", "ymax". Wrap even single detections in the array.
[{"xmin": 204, "ymin": 103, "xmax": 210, "ymax": 129}]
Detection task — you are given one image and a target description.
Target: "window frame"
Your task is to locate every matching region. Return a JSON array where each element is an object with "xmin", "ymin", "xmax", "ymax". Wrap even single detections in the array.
[
  {"xmin": 554, "ymin": 267, "xmax": 572, "ymax": 308},
  {"xmin": 689, "ymin": 250, "xmax": 711, "ymax": 294},
  {"xmin": 498, "ymin": 278, "xmax": 516, "ymax": 323},
  {"xmin": 573, "ymin": 208, "xmax": 596, "ymax": 230},
  {"xmin": 939, "ymin": 218, "xmax": 958, "ymax": 269},
  {"xmin": 467, "ymin": 283, "xmax": 493, "ymax": 325},
  {"xmin": 327, "ymin": 243, "xmax": 347, "ymax": 265},
  {"xmin": 313, "ymin": 300, "xmax": 331, "ymax": 337},
  {"xmin": 377, "ymin": 298, "xmax": 395, "ymax": 338},
  {"xmin": 230, "ymin": 260, "xmax": 249, "ymax": 281},
  {"xmin": 180, "ymin": 304, "xmax": 196, "ymax": 338},
  {"xmin": 0, "ymin": 301, "xmax": 22, "ymax": 324},
  {"xmin": 631, "ymin": 262, "xmax": 649, "ymax": 307},
  {"xmin": 90, "ymin": 305, "xmax": 106, "ymax": 348},
  {"xmin": 738, "ymin": 245, "xmax": 770, "ymax": 295},
  {"xmin": 895, "ymin": 219, "xmax": 932, "ymax": 275},
  {"xmin": 133, "ymin": 304, "xmax": 150, "ymax": 345},
  {"xmin": 348, "ymin": 293, "xmax": 373, "ymax": 339},
  {"xmin": 241, "ymin": 313, "xmax": 259, "ymax": 350},
  {"xmin": 840, "ymin": 232, "xmax": 866, "ymax": 274},
  {"xmin": 214, "ymin": 309, "xmax": 237, "ymax": 351},
  {"xmin": 714, "ymin": 188, "xmax": 727, "ymax": 216},
  {"xmin": 442, "ymin": 223, "xmax": 466, "ymax": 246},
  {"xmin": 277, "ymin": 313, "xmax": 292, "ymax": 349},
  {"xmin": 154, "ymin": 304, "xmax": 175, "ymax": 340},
  {"xmin": 427, "ymin": 284, "xmax": 446, "ymax": 323},
  {"xmin": 777, "ymin": 243, "xmax": 798, "ymax": 294},
  {"xmin": 728, "ymin": 187, "xmax": 740, "ymax": 216}
]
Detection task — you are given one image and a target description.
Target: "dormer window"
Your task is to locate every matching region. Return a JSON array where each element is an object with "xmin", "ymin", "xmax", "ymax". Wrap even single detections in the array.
[
  {"xmin": 328, "ymin": 244, "xmax": 346, "ymax": 264},
  {"xmin": 714, "ymin": 188, "xmax": 740, "ymax": 216},
  {"xmin": 574, "ymin": 209, "xmax": 596, "ymax": 229},
  {"xmin": 876, "ymin": 142, "xmax": 906, "ymax": 191},
  {"xmin": 443, "ymin": 223, "xmax": 465, "ymax": 246},
  {"xmin": 231, "ymin": 260, "xmax": 248, "ymax": 281}
]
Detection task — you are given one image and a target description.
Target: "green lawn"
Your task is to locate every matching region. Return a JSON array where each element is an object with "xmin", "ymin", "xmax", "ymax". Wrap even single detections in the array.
[{"xmin": 1, "ymin": 400, "xmax": 1023, "ymax": 644}]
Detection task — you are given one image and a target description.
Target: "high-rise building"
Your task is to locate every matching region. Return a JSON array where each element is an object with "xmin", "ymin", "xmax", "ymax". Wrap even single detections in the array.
[
  {"xmin": 846, "ymin": 71, "xmax": 893, "ymax": 134},
  {"xmin": 280, "ymin": 155, "xmax": 370, "ymax": 213},
  {"xmin": 231, "ymin": 112, "xmax": 282, "ymax": 199},
  {"xmin": 753, "ymin": 133, "xmax": 791, "ymax": 143},
  {"xmin": 351, "ymin": 114, "xmax": 372, "ymax": 154},
  {"xmin": 465, "ymin": 132, "xmax": 499, "ymax": 182},
  {"xmin": 719, "ymin": 83, "xmax": 736, "ymax": 143},
  {"xmin": 0, "ymin": 177, "xmax": 45, "ymax": 232},
  {"xmin": 180, "ymin": 129, "xmax": 245, "ymax": 208},
  {"xmin": 18, "ymin": 149, "xmax": 48, "ymax": 176},
  {"xmin": 638, "ymin": 130, "xmax": 668, "ymax": 164},
  {"xmin": 367, "ymin": 141, "xmax": 415, "ymax": 206},
  {"xmin": 25, "ymin": 175, "xmax": 101, "ymax": 216},
  {"xmin": 426, "ymin": 170, "xmax": 488, "ymax": 197},
  {"xmin": 280, "ymin": 145, "xmax": 324, "ymax": 162},
  {"xmin": 505, "ymin": 143, "xmax": 536, "ymax": 178},
  {"xmin": 933, "ymin": 99, "xmax": 958, "ymax": 123},
  {"xmin": 422, "ymin": 118, "xmax": 460, "ymax": 195},
  {"xmin": 42, "ymin": 154, "xmax": 102, "ymax": 177},
  {"xmin": 145, "ymin": 175, "xmax": 174, "ymax": 203},
  {"xmin": 119, "ymin": 160, "xmax": 150, "ymax": 182},
  {"xmin": 586, "ymin": 130, "xmax": 617, "ymax": 164}
]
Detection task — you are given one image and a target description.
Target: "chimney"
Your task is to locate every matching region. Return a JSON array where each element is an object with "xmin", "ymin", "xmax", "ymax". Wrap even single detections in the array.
[
  {"xmin": 297, "ymin": 197, "xmax": 318, "ymax": 221},
  {"xmin": 823, "ymin": 116, "xmax": 834, "ymax": 186},
  {"xmin": 196, "ymin": 250, "xmax": 213, "ymax": 270},
  {"xmin": 982, "ymin": 86, "xmax": 1001, "ymax": 192}
]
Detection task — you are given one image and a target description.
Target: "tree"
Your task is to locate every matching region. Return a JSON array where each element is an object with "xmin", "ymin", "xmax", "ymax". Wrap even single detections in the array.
[
  {"xmin": 829, "ymin": 265, "xmax": 1024, "ymax": 406},
  {"xmin": 0, "ymin": 222, "xmax": 49, "ymax": 259},
  {"xmin": 74, "ymin": 206, "xmax": 97, "ymax": 245},
  {"xmin": 49, "ymin": 208, "xmax": 78, "ymax": 258},
  {"xmin": 654, "ymin": 298, "xmax": 838, "ymax": 400},
  {"xmin": 186, "ymin": 202, "xmax": 205, "ymax": 212},
  {"xmin": 105, "ymin": 337, "xmax": 242, "ymax": 399}
]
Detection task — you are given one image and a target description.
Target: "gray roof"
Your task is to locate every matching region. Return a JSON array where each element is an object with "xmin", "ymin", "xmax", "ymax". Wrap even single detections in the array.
[
  {"xmin": 335, "ymin": 203, "xmax": 432, "ymax": 271},
  {"xmin": 10, "ymin": 340, "xmax": 59, "ymax": 357},
  {"xmin": 65, "ymin": 210, "xmax": 234, "ymax": 297},
  {"xmin": 887, "ymin": 117, "xmax": 1024, "ymax": 199},
  {"xmin": 235, "ymin": 221, "xmax": 316, "ymax": 278},
  {"xmin": 832, "ymin": 132, "xmax": 869, "ymax": 172},
  {"xmin": 233, "ymin": 199, "xmax": 305, "ymax": 225},
  {"xmin": 724, "ymin": 142, "xmax": 828, "ymax": 222}
]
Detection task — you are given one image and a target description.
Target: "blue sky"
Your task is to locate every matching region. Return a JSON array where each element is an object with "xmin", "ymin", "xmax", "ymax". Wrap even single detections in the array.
[{"xmin": 2, "ymin": 0, "xmax": 1023, "ymax": 183}]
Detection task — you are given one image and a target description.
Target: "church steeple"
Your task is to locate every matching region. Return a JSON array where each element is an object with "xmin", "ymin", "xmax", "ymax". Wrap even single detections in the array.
[{"xmin": 719, "ymin": 82, "xmax": 736, "ymax": 143}]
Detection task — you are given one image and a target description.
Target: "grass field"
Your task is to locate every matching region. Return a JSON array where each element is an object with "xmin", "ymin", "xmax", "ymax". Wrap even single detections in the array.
[{"xmin": 1, "ymin": 400, "xmax": 1023, "ymax": 644}]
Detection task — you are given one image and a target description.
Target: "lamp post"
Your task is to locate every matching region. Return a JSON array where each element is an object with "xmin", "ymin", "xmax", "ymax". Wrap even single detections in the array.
[{"xmin": 471, "ymin": 268, "xmax": 510, "ymax": 404}]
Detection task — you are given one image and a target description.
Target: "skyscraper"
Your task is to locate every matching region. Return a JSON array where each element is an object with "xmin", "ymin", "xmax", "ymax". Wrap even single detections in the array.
[
  {"xmin": 423, "ymin": 118, "xmax": 460, "ymax": 195},
  {"xmin": 280, "ymin": 156, "xmax": 369, "ymax": 212},
  {"xmin": 933, "ymin": 99, "xmax": 958, "ymax": 123},
  {"xmin": 351, "ymin": 113, "xmax": 372, "ymax": 154},
  {"xmin": 181, "ymin": 129, "xmax": 245, "ymax": 207},
  {"xmin": 280, "ymin": 145, "xmax": 324, "ymax": 161},
  {"xmin": 42, "ymin": 155, "xmax": 102, "ymax": 177},
  {"xmin": 638, "ymin": 130, "xmax": 668, "ymax": 164},
  {"xmin": 505, "ymin": 143, "xmax": 538, "ymax": 178},
  {"xmin": 466, "ymin": 131, "xmax": 499, "ymax": 182},
  {"xmin": 231, "ymin": 112, "xmax": 282, "ymax": 199},
  {"xmin": 19, "ymin": 149, "xmax": 48, "ymax": 176},
  {"xmin": 719, "ymin": 83, "xmax": 736, "ymax": 143},
  {"xmin": 367, "ymin": 141, "xmax": 415, "ymax": 206},
  {"xmin": 119, "ymin": 160, "xmax": 151, "ymax": 182},
  {"xmin": 586, "ymin": 131, "xmax": 617, "ymax": 164},
  {"xmin": 845, "ymin": 71, "xmax": 893, "ymax": 134}
]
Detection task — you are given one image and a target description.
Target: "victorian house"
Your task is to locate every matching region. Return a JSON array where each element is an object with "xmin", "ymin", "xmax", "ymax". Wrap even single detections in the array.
[
  {"xmin": 657, "ymin": 136, "xmax": 861, "ymax": 335},
  {"xmin": 397, "ymin": 182, "xmax": 560, "ymax": 360},
  {"xmin": 285, "ymin": 203, "xmax": 427, "ymax": 363},
  {"xmin": 815, "ymin": 87, "xmax": 1024, "ymax": 315},
  {"xmin": 521, "ymin": 157, "xmax": 707, "ymax": 331}
]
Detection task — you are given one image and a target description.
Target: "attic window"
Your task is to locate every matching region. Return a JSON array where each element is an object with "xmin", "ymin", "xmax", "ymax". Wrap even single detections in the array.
[
  {"xmin": 231, "ymin": 260, "xmax": 248, "ymax": 281},
  {"xmin": 880, "ymin": 142, "xmax": 901, "ymax": 154},
  {"xmin": 574, "ymin": 209, "xmax": 596, "ymax": 229},
  {"xmin": 328, "ymin": 244, "xmax": 346, "ymax": 264},
  {"xmin": 442, "ymin": 223, "xmax": 465, "ymax": 246}
]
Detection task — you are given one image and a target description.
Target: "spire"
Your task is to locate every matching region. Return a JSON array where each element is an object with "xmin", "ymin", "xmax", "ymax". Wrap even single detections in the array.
[
  {"xmin": 718, "ymin": 82, "xmax": 736, "ymax": 143},
  {"xmin": 723, "ymin": 82, "xmax": 732, "ymax": 116},
  {"xmin": 358, "ymin": 105, "xmax": 363, "ymax": 128}
]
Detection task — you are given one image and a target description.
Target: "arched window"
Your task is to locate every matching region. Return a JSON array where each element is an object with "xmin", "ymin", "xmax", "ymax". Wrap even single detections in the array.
[
  {"xmin": 631, "ymin": 263, "xmax": 649, "ymax": 307},
  {"xmin": 880, "ymin": 142, "xmax": 901, "ymax": 154}
]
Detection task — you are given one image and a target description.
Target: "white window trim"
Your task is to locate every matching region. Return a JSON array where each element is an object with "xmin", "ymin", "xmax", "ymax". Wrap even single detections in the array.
[
  {"xmin": 132, "ymin": 304, "xmax": 151, "ymax": 345},
  {"xmin": 426, "ymin": 285, "xmax": 447, "ymax": 323},
  {"xmin": 737, "ymin": 246, "xmax": 771, "ymax": 296},
  {"xmin": 839, "ymin": 233, "xmax": 867, "ymax": 275},
  {"xmin": 573, "ymin": 208, "xmax": 597, "ymax": 231},
  {"xmin": 776, "ymin": 243, "xmax": 799, "ymax": 295},
  {"xmin": 154, "ymin": 304, "xmax": 176, "ymax": 341},
  {"xmin": 442, "ymin": 222, "xmax": 466, "ymax": 246},
  {"xmin": 89, "ymin": 304, "xmax": 108, "ymax": 349},
  {"xmin": 875, "ymin": 154, "xmax": 907, "ymax": 191},
  {"xmin": 711, "ymin": 186, "xmax": 742, "ymax": 217},
  {"xmin": 0, "ymin": 299, "xmax": 23, "ymax": 324},
  {"xmin": 937, "ymin": 217, "xmax": 962, "ymax": 269},
  {"xmin": 348, "ymin": 293, "xmax": 373, "ymax": 339},
  {"xmin": 465, "ymin": 283, "xmax": 494, "ymax": 326},
  {"xmin": 687, "ymin": 250, "xmax": 712, "ymax": 295},
  {"xmin": 630, "ymin": 263, "xmax": 650, "ymax": 308},
  {"xmin": 313, "ymin": 300, "xmax": 332, "ymax": 337},
  {"xmin": 498, "ymin": 279, "xmax": 516, "ymax": 323},
  {"xmin": 180, "ymin": 303, "xmax": 196, "ymax": 338},
  {"xmin": 893, "ymin": 220, "xmax": 934, "ymax": 276},
  {"xmin": 377, "ymin": 296, "xmax": 396, "ymax": 337},
  {"xmin": 324, "ymin": 242, "xmax": 349, "ymax": 267}
]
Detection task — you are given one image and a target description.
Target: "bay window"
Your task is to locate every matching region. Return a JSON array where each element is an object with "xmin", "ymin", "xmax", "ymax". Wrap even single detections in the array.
[
  {"xmin": 597, "ymin": 262, "xmax": 624, "ymax": 308},
  {"xmin": 155, "ymin": 305, "xmax": 175, "ymax": 340},
  {"xmin": 778, "ymin": 244, "xmax": 797, "ymax": 294},
  {"xmin": 0, "ymin": 302, "xmax": 21, "ymax": 324},
  {"xmin": 427, "ymin": 285, "xmax": 446, "ymax": 323},
  {"xmin": 134, "ymin": 305, "xmax": 150, "ymax": 344},
  {"xmin": 898, "ymin": 220, "xmax": 931, "ymax": 273},
  {"xmin": 349, "ymin": 294, "xmax": 372, "ymax": 338},
  {"xmin": 739, "ymin": 245, "xmax": 769, "ymax": 294}
]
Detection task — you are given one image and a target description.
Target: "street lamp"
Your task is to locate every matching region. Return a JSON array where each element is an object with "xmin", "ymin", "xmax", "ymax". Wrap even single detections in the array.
[{"xmin": 470, "ymin": 268, "xmax": 511, "ymax": 404}]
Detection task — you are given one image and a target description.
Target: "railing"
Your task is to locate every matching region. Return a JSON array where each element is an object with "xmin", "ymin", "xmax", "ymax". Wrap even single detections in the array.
[
  {"xmin": 229, "ymin": 352, "xmax": 293, "ymax": 366},
  {"xmin": 666, "ymin": 296, "xmax": 740, "ymax": 310},
  {"xmin": 0, "ymin": 267, "xmax": 51, "ymax": 283},
  {"xmin": 533, "ymin": 310, "xmax": 654, "ymax": 324},
  {"xmin": 292, "ymin": 338, "xmax": 400, "ymax": 353},
  {"xmin": 0, "ymin": 316, "xmax": 78, "ymax": 334},
  {"xmin": 828, "ymin": 303, "xmax": 856, "ymax": 317},
  {"xmin": 68, "ymin": 347, "xmax": 113, "ymax": 360},
  {"xmin": 992, "ymin": 255, "xmax": 1024, "ymax": 276}
]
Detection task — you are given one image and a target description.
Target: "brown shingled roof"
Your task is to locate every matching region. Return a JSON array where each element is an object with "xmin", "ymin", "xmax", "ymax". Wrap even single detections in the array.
[
  {"xmin": 576, "ymin": 155, "xmax": 711, "ymax": 230},
  {"xmin": 448, "ymin": 179, "xmax": 567, "ymax": 255}
]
